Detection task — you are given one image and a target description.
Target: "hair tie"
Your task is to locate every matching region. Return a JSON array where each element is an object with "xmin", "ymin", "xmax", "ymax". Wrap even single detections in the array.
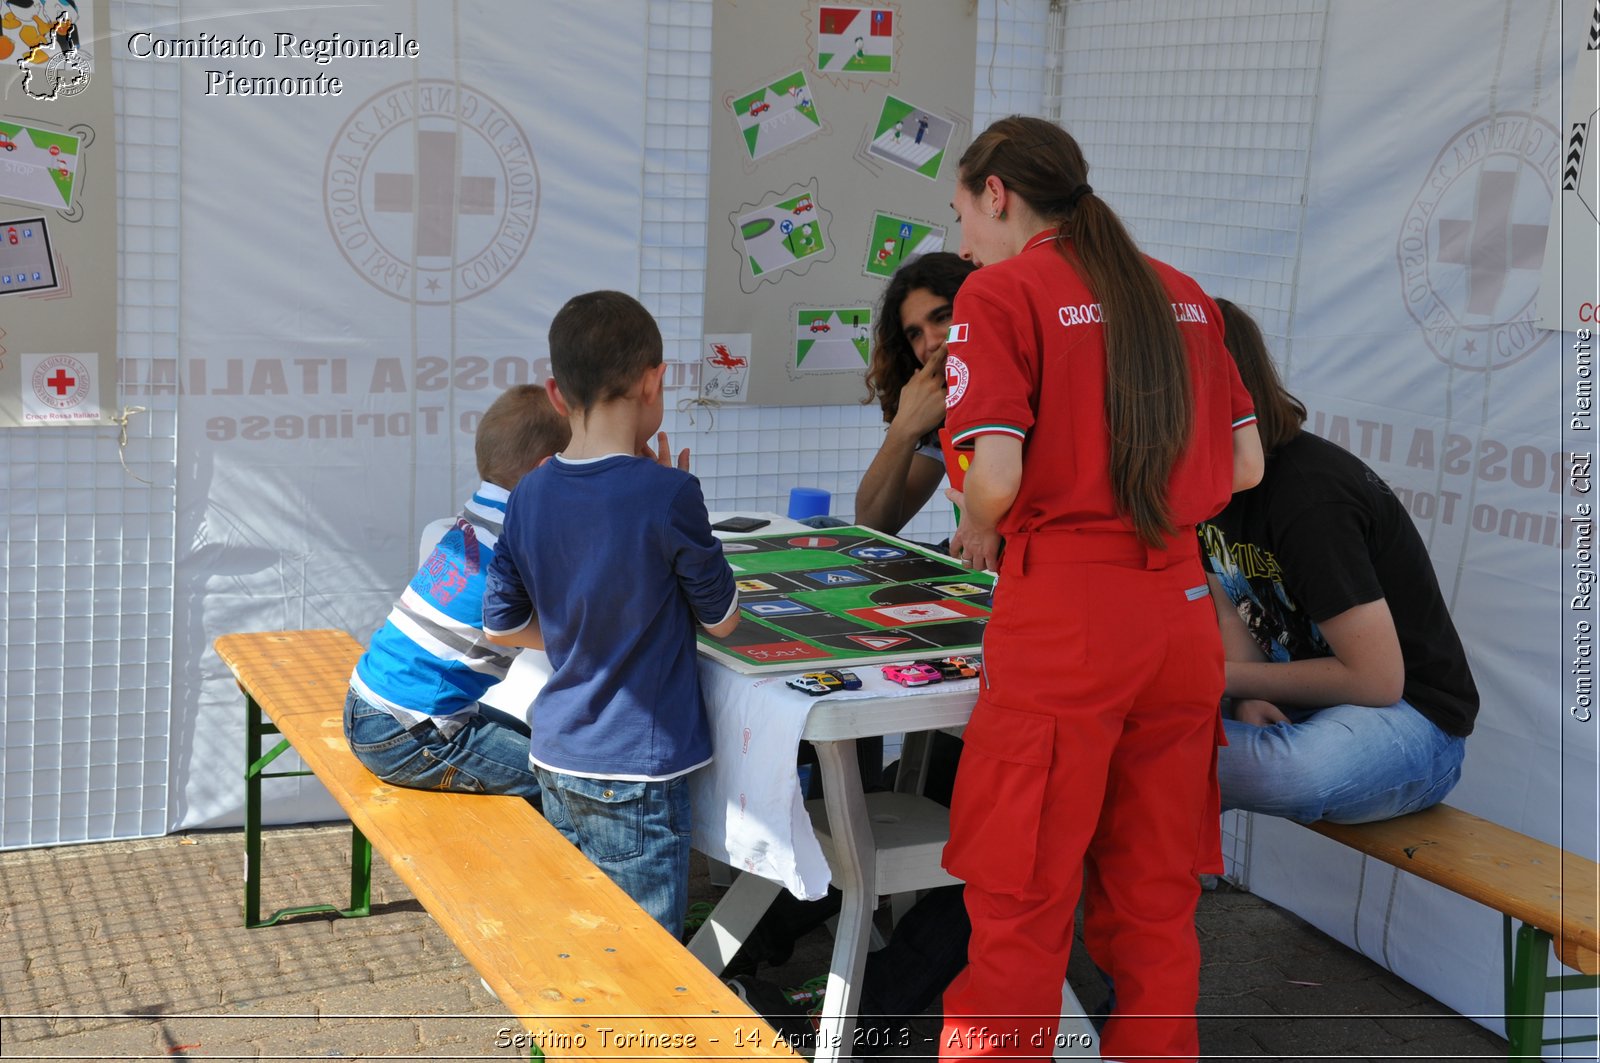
[{"xmin": 1064, "ymin": 183, "xmax": 1093, "ymax": 210}]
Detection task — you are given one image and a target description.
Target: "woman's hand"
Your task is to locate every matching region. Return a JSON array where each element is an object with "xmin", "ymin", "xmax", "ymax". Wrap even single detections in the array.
[
  {"xmin": 1232, "ymin": 697, "xmax": 1290, "ymax": 727},
  {"xmin": 641, "ymin": 431, "xmax": 690, "ymax": 471},
  {"xmin": 947, "ymin": 489, "xmax": 1003, "ymax": 572}
]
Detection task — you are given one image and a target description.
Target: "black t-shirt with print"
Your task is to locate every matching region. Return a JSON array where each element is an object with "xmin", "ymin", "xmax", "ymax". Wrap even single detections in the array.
[{"xmin": 1200, "ymin": 431, "xmax": 1478, "ymax": 737}]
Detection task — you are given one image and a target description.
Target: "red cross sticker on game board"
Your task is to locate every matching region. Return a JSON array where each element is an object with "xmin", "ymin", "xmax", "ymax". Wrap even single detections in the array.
[{"xmin": 46, "ymin": 368, "xmax": 76, "ymax": 395}]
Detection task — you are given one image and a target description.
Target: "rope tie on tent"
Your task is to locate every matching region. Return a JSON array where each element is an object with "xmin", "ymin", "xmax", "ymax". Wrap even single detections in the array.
[
  {"xmin": 677, "ymin": 393, "xmax": 721, "ymax": 428},
  {"xmin": 112, "ymin": 404, "xmax": 154, "ymax": 485}
]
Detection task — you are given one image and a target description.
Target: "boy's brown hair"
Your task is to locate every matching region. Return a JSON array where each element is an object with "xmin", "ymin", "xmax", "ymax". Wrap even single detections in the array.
[
  {"xmin": 475, "ymin": 384, "xmax": 570, "ymax": 489},
  {"xmin": 548, "ymin": 290, "xmax": 663, "ymax": 413}
]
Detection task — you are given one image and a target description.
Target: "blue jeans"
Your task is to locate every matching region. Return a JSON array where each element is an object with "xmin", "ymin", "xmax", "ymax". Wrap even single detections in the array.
[
  {"xmin": 533, "ymin": 767, "xmax": 693, "ymax": 939},
  {"xmin": 342, "ymin": 689, "xmax": 541, "ymax": 800},
  {"xmin": 1219, "ymin": 699, "xmax": 1465, "ymax": 824}
]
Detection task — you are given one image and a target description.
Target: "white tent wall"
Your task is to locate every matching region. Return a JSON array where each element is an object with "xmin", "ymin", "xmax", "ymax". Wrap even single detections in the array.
[{"xmin": 0, "ymin": 0, "xmax": 1594, "ymax": 1052}]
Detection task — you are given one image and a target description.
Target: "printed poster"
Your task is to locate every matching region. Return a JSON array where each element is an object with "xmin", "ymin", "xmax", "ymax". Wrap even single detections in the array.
[{"xmin": 0, "ymin": 0, "xmax": 116, "ymax": 427}]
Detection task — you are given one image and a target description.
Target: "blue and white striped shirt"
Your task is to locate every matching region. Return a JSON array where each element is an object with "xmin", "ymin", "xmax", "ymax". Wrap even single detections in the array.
[{"xmin": 350, "ymin": 482, "xmax": 520, "ymax": 735}]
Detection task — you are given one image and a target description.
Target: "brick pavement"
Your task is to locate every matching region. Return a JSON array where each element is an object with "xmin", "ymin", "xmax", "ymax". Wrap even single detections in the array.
[{"xmin": 0, "ymin": 824, "xmax": 1507, "ymax": 1060}]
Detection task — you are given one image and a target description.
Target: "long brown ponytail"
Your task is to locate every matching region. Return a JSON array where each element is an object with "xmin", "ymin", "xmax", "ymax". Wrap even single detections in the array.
[{"xmin": 958, "ymin": 116, "xmax": 1192, "ymax": 547}]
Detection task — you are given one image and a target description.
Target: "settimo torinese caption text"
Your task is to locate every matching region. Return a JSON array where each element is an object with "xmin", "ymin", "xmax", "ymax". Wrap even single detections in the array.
[{"xmin": 125, "ymin": 31, "xmax": 420, "ymax": 96}]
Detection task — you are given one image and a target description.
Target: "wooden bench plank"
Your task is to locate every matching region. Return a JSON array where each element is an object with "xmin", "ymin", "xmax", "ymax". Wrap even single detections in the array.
[
  {"xmin": 1308, "ymin": 804, "xmax": 1599, "ymax": 959},
  {"xmin": 217, "ymin": 629, "xmax": 798, "ymax": 1060}
]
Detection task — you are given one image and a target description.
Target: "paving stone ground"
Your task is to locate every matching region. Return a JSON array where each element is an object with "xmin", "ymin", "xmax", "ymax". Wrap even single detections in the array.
[{"xmin": 0, "ymin": 824, "xmax": 1508, "ymax": 1061}]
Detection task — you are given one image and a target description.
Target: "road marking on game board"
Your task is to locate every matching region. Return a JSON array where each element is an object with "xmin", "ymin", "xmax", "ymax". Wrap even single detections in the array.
[
  {"xmin": 722, "ymin": 541, "xmax": 760, "ymax": 553},
  {"xmin": 849, "ymin": 544, "xmax": 907, "ymax": 560},
  {"xmin": 847, "ymin": 634, "xmax": 912, "ymax": 650},
  {"xmin": 936, "ymin": 582, "xmax": 988, "ymax": 596},
  {"xmin": 846, "ymin": 599, "xmax": 988, "ymax": 626},
  {"xmin": 805, "ymin": 569, "xmax": 870, "ymax": 586},
  {"xmin": 739, "ymin": 642, "xmax": 832, "ymax": 662},
  {"xmin": 736, "ymin": 579, "xmax": 778, "ymax": 592},
  {"xmin": 786, "ymin": 536, "xmax": 838, "ymax": 548},
  {"xmin": 745, "ymin": 599, "xmax": 813, "ymax": 617}
]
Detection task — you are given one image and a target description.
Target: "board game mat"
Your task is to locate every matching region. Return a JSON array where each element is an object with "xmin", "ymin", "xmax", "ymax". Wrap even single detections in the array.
[{"xmin": 697, "ymin": 525, "xmax": 993, "ymax": 673}]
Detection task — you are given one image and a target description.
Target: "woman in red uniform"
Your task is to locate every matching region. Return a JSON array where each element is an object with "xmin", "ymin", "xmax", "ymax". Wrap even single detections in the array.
[{"xmin": 938, "ymin": 116, "xmax": 1263, "ymax": 1062}]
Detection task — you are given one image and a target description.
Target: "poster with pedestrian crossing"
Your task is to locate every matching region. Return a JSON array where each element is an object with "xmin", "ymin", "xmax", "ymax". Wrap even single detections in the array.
[{"xmin": 705, "ymin": 1, "xmax": 975, "ymax": 406}]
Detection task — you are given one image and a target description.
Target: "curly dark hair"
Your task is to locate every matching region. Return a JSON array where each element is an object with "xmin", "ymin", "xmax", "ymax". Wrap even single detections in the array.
[{"xmin": 864, "ymin": 252, "xmax": 977, "ymax": 424}]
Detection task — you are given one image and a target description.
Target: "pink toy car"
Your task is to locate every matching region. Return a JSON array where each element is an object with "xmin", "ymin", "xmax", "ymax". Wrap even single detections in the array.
[{"xmin": 881, "ymin": 662, "xmax": 943, "ymax": 687}]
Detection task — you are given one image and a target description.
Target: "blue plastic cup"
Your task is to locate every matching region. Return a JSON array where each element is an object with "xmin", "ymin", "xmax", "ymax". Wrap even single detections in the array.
[{"xmin": 787, "ymin": 486, "xmax": 831, "ymax": 520}]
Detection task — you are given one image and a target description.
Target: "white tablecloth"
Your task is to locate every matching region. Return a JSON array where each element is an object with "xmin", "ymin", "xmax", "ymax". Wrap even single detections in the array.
[{"xmin": 689, "ymin": 658, "xmax": 978, "ymax": 900}]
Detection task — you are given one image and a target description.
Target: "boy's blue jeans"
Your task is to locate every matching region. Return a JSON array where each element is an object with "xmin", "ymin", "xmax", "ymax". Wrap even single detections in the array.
[
  {"xmin": 343, "ymin": 689, "xmax": 541, "ymax": 800},
  {"xmin": 1218, "ymin": 698, "xmax": 1465, "ymax": 825},
  {"xmin": 533, "ymin": 767, "xmax": 693, "ymax": 939}
]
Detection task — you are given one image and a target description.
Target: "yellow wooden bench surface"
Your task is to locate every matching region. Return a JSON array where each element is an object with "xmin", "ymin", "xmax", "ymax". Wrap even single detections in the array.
[
  {"xmin": 1309, "ymin": 804, "xmax": 1600, "ymax": 973},
  {"xmin": 216, "ymin": 629, "xmax": 798, "ymax": 1060}
]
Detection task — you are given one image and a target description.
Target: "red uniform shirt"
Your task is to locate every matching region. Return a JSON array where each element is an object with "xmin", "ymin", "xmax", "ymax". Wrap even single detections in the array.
[{"xmin": 943, "ymin": 233, "xmax": 1255, "ymax": 538}]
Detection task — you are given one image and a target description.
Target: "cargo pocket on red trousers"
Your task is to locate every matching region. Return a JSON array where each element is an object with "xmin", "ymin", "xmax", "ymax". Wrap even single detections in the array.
[{"xmin": 941, "ymin": 700, "xmax": 1056, "ymax": 894}]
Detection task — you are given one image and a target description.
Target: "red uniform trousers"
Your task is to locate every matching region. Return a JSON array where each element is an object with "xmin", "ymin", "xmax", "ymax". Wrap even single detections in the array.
[{"xmin": 940, "ymin": 530, "xmax": 1225, "ymax": 1063}]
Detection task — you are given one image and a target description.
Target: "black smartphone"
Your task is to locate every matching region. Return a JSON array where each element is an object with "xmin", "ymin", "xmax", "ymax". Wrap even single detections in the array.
[{"xmin": 711, "ymin": 516, "xmax": 771, "ymax": 533}]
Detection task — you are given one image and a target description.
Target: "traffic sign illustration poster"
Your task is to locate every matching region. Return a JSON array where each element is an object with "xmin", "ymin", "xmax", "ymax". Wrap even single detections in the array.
[
  {"xmin": 0, "ymin": 123, "xmax": 82, "ymax": 210},
  {"xmin": 794, "ymin": 307, "xmax": 871, "ymax": 371},
  {"xmin": 866, "ymin": 95, "xmax": 953, "ymax": 181},
  {"xmin": 863, "ymin": 210, "xmax": 945, "ymax": 278},
  {"xmin": 735, "ymin": 187, "xmax": 827, "ymax": 282},
  {"xmin": 731, "ymin": 70, "xmax": 823, "ymax": 161},
  {"xmin": 705, "ymin": 1, "xmax": 976, "ymax": 406},
  {"xmin": 1536, "ymin": 13, "xmax": 1600, "ymax": 333},
  {"xmin": 0, "ymin": 0, "xmax": 116, "ymax": 428},
  {"xmin": 815, "ymin": 6, "xmax": 894, "ymax": 75}
]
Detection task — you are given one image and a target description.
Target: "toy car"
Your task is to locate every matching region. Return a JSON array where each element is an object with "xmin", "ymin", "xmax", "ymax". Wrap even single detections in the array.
[
  {"xmin": 824, "ymin": 668, "xmax": 862, "ymax": 690},
  {"xmin": 749, "ymin": 100, "xmax": 770, "ymax": 116},
  {"xmin": 918, "ymin": 656, "xmax": 981, "ymax": 680},
  {"xmin": 881, "ymin": 662, "xmax": 943, "ymax": 687},
  {"xmin": 809, "ymin": 321, "xmax": 831, "ymax": 333},
  {"xmin": 786, "ymin": 674, "xmax": 833, "ymax": 696}
]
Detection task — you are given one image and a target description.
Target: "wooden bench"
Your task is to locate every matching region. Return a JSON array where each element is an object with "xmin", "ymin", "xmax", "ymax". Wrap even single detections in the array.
[
  {"xmin": 217, "ymin": 629, "xmax": 799, "ymax": 1061},
  {"xmin": 1306, "ymin": 804, "xmax": 1598, "ymax": 1058}
]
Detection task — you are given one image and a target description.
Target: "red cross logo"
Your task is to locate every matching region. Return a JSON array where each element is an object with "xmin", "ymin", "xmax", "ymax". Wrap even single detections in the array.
[
  {"xmin": 374, "ymin": 131, "xmax": 495, "ymax": 256},
  {"xmin": 46, "ymin": 368, "xmax": 75, "ymax": 395},
  {"xmin": 1435, "ymin": 169, "xmax": 1546, "ymax": 317}
]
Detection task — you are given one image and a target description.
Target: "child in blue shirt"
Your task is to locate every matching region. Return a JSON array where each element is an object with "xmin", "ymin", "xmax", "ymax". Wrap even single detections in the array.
[
  {"xmin": 483, "ymin": 290, "xmax": 740, "ymax": 937},
  {"xmin": 345, "ymin": 385, "xmax": 569, "ymax": 801}
]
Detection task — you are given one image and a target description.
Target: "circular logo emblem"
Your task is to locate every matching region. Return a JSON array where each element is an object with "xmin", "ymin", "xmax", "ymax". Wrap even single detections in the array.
[
  {"xmin": 944, "ymin": 354, "xmax": 970, "ymax": 407},
  {"xmin": 324, "ymin": 80, "xmax": 540, "ymax": 303},
  {"xmin": 31, "ymin": 354, "xmax": 90, "ymax": 409},
  {"xmin": 1396, "ymin": 112, "xmax": 1558, "ymax": 371}
]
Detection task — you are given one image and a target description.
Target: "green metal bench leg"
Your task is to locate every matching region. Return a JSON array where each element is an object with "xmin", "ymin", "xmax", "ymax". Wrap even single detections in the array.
[
  {"xmin": 245, "ymin": 690, "xmax": 270, "ymax": 928},
  {"xmin": 1505, "ymin": 918, "xmax": 1550, "ymax": 1060},
  {"xmin": 242, "ymin": 687, "xmax": 373, "ymax": 927},
  {"xmin": 349, "ymin": 824, "xmax": 372, "ymax": 916}
]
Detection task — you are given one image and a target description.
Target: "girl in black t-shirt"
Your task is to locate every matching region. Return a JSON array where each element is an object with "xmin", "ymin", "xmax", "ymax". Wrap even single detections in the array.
[{"xmin": 1201, "ymin": 300, "xmax": 1477, "ymax": 824}]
